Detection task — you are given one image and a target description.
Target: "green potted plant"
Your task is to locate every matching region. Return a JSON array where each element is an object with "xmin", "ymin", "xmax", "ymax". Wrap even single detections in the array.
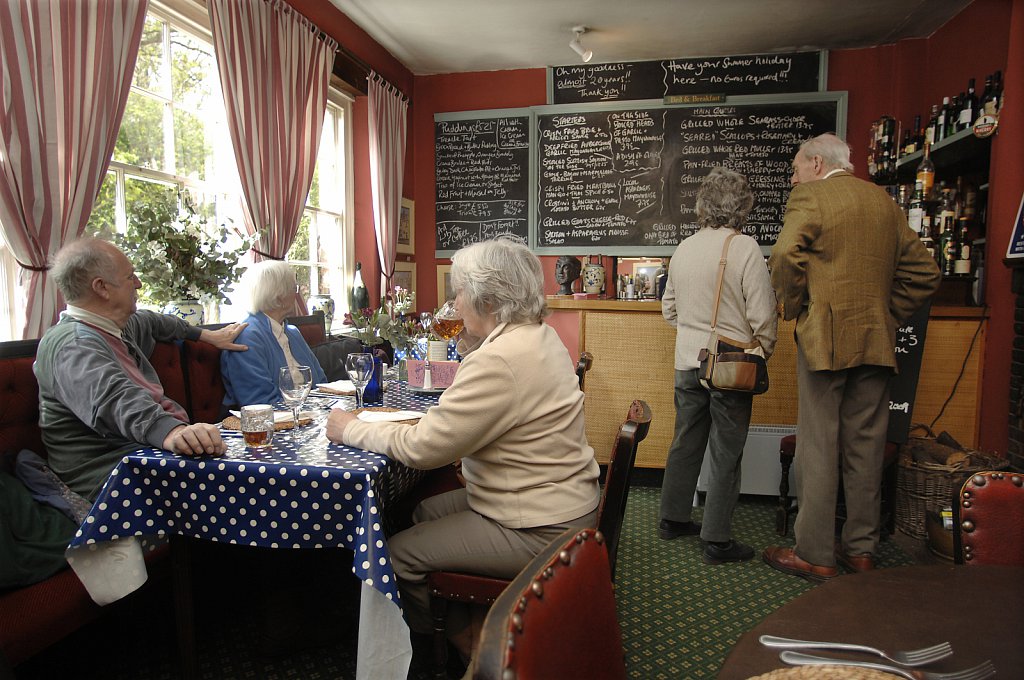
[{"xmin": 115, "ymin": 192, "xmax": 253, "ymax": 324}]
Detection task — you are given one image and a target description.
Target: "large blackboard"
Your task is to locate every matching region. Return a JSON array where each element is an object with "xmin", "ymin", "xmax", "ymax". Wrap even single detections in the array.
[
  {"xmin": 434, "ymin": 114, "xmax": 530, "ymax": 254},
  {"xmin": 549, "ymin": 51, "xmax": 823, "ymax": 104},
  {"xmin": 535, "ymin": 95, "xmax": 844, "ymax": 253}
]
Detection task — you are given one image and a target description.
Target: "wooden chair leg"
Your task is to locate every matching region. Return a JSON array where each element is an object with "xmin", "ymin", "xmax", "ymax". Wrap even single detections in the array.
[
  {"xmin": 776, "ymin": 455, "xmax": 793, "ymax": 536},
  {"xmin": 171, "ymin": 536, "xmax": 198, "ymax": 680},
  {"xmin": 429, "ymin": 592, "xmax": 449, "ymax": 680}
]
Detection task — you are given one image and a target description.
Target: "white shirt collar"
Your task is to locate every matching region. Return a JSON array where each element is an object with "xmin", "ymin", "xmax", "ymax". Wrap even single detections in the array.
[
  {"xmin": 62, "ymin": 305, "xmax": 122, "ymax": 337},
  {"xmin": 823, "ymin": 168, "xmax": 846, "ymax": 180}
]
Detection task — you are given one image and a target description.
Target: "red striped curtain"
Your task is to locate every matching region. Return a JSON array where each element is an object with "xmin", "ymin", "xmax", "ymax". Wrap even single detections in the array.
[
  {"xmin": 367, "ymin": 73, "xmax": 408, "ymax": 295},
  {"xmin": 0, "ymin": 0, "xmax": 147, "ymax": 338},
  {"xmin": 207, "ymin": 0, "xmax": 336, "ymax": 277}
]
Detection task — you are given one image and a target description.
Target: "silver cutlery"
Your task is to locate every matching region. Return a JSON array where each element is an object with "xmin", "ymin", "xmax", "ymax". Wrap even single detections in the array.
[
  {"xmin": 780, "ymin": 651, "xmax": 996, "ymax": 680},
  {"xmin": 761, "ymin": 634, "xmax": 953, "ymax": 667}
]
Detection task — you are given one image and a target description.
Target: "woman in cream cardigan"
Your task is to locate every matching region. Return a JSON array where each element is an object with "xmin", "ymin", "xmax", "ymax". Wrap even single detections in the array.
[{"xmin": 327, "ymin": 235, "xmax": 600, "ymax": 665}]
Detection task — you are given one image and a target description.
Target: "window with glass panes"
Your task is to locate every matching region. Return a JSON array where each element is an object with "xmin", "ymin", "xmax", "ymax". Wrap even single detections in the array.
[{"xmin": 85, "ymin": 0, "xmax": 352, "ymax": 320}]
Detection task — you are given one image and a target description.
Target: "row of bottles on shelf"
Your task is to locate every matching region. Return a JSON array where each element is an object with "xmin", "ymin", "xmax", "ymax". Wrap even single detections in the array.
[
  {"xmin": 868, "ymin": 70, "xmax": 1003, "ymax": 183},
  {"xmin": 898, "ymin": 173, "xmax": 981, "ymax": 277}
]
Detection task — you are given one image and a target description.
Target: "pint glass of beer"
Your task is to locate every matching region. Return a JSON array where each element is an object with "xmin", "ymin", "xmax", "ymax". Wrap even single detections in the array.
[{"xmin": 240, "ymin": 404, "xmax": 274, "ymax": 448}]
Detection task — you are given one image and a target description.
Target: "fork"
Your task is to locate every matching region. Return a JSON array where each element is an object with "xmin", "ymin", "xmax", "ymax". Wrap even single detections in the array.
[
  {"xmin": 780, "ymin": 651, "xmax": 996, "ymax": 680},
  {"xmin": 760, "ymin": 634, "xmax": 953, "ymax": 667}
]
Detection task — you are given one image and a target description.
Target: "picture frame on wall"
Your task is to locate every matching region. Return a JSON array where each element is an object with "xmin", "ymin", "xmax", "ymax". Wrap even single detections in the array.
[
  {"xmin": 397, "ymin": 198, "xmax": 415, "ymax": 255},
  {"xmin": 393, "ymin": 260, "xmax": 416, "ymax": 297},
  {"xmin": 436, "ymin": 264, "xmax": 453, "ymax": 308},
  {"xmin": 631, "ymin": 260, "xmax": 664, "ymax": 298}
]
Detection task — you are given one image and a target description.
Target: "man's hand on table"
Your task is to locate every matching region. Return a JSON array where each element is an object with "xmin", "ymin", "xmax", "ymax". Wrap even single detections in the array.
[
  {"xmin": 199, "ymin": 322, "xmax": 249, "ymax": 352},
  {"xmin": 326, "ymin": 408, "xmax": 357, "ymax": 444},
  {"xmin": 164, "ymin": 423, "xmax": 227, "ymax": 457}
]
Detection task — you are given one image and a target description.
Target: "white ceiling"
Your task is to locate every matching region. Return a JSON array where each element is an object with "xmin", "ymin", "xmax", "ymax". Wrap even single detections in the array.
[{"xmin": 327, "ymin": 0, "xmax": 973, "ymax": 76}]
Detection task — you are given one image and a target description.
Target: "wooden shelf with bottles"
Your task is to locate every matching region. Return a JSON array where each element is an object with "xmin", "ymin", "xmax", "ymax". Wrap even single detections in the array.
[{"xmin": 894, "ymin": 128, "xmax": 992, "ymax": 184}]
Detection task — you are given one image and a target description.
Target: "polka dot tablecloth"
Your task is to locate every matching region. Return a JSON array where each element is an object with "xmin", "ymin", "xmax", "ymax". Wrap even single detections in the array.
[{"xmin": 68, "ymin": 385, "xmax": 440, "ymax": 608}]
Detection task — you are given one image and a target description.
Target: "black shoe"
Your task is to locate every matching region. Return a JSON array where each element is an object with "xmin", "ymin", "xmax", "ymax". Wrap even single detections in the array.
[
  {"xmin": 702, "ymin": 539, "xmax": 755, "ymax": 564},
  {"xmin": 658, "ymin": 518, "xmax": 702, "ymax": 540}
]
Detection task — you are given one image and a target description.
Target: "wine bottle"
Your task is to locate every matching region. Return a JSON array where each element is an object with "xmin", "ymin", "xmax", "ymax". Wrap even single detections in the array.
[
  {"xmin": 350, "ymin": 261, "xmax": 370, "ymax": 312},
  {"xmin": 992, "ymin": 70, "xmax": 1003, "ymax": 112},
  {"xmin": 938, "ymin": 192, "xmax": 958, "ymax": 276},
  {"xmin": 945, "ymin": 94, "xmax": 961, "ymax": 138},
  {"xmin": 916, "ymin": 143, "xmax": 935, "ymax": 199},
  {"xmin": 907, "ymin": 180, "xmax": 925, "ymax": 235},
  {"xmin": 935, "ymin": 97, "xmax": 951, "ymax": 142},
  {"xmin": 924, "ymin": 105, "xmax": 938, "ymax": 146},
  {"xmin": 959, "ymin": 79, "xmax": 978, "ymax": 129},
  {"xmin": 955, "ymin": 217, "xmax": 972, "ymax": 275}
]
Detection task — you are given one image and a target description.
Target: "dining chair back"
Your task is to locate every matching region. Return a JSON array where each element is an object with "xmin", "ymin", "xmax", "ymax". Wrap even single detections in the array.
[
  {"xmin": 575, "ymin": 351, "xmax": 594, "ymax": 390},
  {"xmin": 953, "ymin": 471, "xmax": 1024, "ymax": 566},
  {"xmin": 472, "ymin": 528, "xmax": 626, "ymax": 680},
  {"xmin": 426, "ymin": 399, "xmax": 651, "ymax": 678},
  {"xmin": 285, "ymin": 312, "xmax": 327, "ymax": 349}
]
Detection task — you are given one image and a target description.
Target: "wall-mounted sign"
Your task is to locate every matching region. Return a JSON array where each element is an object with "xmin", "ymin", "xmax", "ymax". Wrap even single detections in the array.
[{"xmin": 1005, "ymin": 191, "xmax": 1024, "ymax": 260}]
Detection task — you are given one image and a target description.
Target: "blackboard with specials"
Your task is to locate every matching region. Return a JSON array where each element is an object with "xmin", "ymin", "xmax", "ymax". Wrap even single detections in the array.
[
  {"xmin": 434, "ymin": 113, "xmax": 531, "ymax": 255},
  {"xmin": 548, "ymin": 51, "xmax": 823, "ymax": 104},
  {"xmin": 887, "ymin": 301, "xmax": 933, "ymax": 444},
  {"xmin": 534, "ymin": 94, "xmax": 845, "ymax": 255}
]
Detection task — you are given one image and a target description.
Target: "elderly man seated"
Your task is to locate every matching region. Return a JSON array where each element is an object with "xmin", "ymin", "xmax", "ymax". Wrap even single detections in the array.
[
  {"xmin": 220, "ymin": 260, "xmax": 327, "ymax": 408},
  {"xmin": 34, "ymin": 237, "xmax": 248, "ymax": 501}
]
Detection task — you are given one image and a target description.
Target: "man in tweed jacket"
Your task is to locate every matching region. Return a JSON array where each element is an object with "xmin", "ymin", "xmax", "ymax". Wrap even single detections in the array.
[{"xmin": 763, "ymin": 134, "xmax": 940, "ymax": 581}]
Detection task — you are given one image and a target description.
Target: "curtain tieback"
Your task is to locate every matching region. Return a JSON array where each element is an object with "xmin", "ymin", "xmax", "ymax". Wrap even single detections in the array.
[
  {"xmin": 16, "ymin": 260, "xmax": 49, "ymax": 272},
  {"xmin": 251, "ymin": 247, "xmax": 284, "ymax": 261}
]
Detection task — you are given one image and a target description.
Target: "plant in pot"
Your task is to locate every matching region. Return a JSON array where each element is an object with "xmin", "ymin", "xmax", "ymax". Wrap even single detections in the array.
[{"xmin": 115, "ymin": 192, "xmax": 253, "ymax": 324}]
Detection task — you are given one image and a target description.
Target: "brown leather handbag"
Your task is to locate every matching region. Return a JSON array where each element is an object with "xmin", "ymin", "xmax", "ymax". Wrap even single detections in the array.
[{"xmin": 696, "ymin": 234, "xmax": 769, "ymax": 394}]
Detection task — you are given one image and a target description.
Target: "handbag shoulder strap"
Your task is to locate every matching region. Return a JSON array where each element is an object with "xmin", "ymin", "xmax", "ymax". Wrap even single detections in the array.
[{"xmin": 709, "ymin": 233, "xmax": 738, "ymax": 330}]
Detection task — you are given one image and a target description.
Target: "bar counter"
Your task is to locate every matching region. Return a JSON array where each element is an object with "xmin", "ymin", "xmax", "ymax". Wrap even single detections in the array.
[{"xmin": 547, "ymin": 298, "xmax": 987, "ymax": 468}]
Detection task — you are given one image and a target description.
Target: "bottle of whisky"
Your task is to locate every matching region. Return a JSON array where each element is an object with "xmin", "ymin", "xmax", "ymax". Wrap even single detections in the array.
[
  {"xmin": 907, "ymin": 180, "xmax": 925, "ymax": 235},
  {"xmin": 916, "ymin": 143, "xmax": 935, "ymax": 199}
]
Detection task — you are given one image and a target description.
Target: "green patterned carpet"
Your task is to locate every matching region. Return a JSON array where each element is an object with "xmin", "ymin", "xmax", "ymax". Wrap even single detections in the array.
[{"xmin": 13, "ymin": 488, "xmax": 914, "ymax": 680}]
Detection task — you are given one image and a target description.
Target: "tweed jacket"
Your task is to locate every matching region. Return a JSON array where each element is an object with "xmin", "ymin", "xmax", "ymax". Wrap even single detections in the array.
[{"xmin": 769, "ymin": 171, "xmax": 940, "ymax": 372}]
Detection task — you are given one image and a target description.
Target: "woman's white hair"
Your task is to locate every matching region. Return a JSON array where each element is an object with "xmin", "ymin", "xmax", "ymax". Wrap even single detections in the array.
[
  {"xmin": 450, "ymin": 235, "xmax": 548, "ymax": 324},
  {"xmin": 243, "ymin": 260, "xmax": 296, "ymax": 314}
]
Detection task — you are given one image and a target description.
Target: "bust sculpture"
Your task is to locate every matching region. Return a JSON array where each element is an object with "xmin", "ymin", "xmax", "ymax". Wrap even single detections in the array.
[{"xmin": 554, "ymin": 255, "xmax": 582, "ymax": 295}]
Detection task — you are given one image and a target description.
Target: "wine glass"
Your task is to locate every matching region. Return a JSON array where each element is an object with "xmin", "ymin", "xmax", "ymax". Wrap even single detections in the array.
[
  {"xmin": 345, "ymin": 352, "xmax": 374, "ymax": 409},
  {"xmin": 279, "ymin": 365, "xmax": 313, "ymax": 434}
]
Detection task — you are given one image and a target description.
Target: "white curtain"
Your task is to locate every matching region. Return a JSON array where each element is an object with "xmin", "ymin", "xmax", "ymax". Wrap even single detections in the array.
[
  {"xmin": 207, "ymin": 0, "xmax": 337, "ymax": 315},
  {"xmin": 367, "ymin": 72, "xmax": 408, "ymax": 296},
  {"xmin": 0, "ymin": 0, "xmax": 148, "ymax": 338}
]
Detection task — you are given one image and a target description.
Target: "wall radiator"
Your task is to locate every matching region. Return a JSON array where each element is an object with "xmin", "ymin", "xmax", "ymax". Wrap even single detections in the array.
[{"xmin": 696, "ymin": 425, "xmax": 796, "ymax": 498}]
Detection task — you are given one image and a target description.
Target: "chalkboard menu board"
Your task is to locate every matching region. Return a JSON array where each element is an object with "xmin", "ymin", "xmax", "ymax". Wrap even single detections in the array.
[
  {"xmin": 434, "ymin": 113, "xmax": 531, "ymax": 254},
  {"xmin": 549, "ymin": 51, "xmax": 822, "ymax": 104},
  {"xmin": 887, "ymin": 302, "xmax": 933, "ymax": 444},
  {"xmin": 535, "ymin": 95, "xmax": 844, "ymax": 254}
]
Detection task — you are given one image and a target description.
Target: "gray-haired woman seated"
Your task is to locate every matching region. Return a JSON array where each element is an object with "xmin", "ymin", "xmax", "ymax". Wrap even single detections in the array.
[
  {"xmin": 221, "ymin": 260, "xmax": 326, "ymax": 408},
  {"xmin": 326, "ymin": 235, "xmax": 599, "ymax": 666}
]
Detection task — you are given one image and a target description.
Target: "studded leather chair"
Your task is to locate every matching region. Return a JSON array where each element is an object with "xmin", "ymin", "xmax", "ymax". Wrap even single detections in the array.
[
  {"xmin": 472, "ymin": 528, "xmax": 626, "ymax": 680},
  {"xmin": 953, "ymin": 471, "xmax": 1024, "ymax": 566},
  {"xmin": 575, "ymin": 351, "xmax": 593, "ymax": 390},
  {"xmin": 426, "ymin": 400, "xmax": 651, "ymax": 679}
]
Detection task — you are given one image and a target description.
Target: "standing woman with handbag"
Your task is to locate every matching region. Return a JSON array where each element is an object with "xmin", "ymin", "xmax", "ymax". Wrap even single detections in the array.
[{"xmin": 658, "ymin": 166, "xmax": 778, "ymax": 564}]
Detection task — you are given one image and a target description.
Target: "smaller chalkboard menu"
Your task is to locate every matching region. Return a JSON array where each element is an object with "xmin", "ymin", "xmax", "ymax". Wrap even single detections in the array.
[
  {"xmin": 887, "ymin": 302, "xmax": 933, "ymax": 444},
  {"xmin": 434, "ymin": 113, "xmax": 531, "ymax": 254},
  {"xmin": 550, "ymin": 51, "xmax": 822, "ymax": 104}
]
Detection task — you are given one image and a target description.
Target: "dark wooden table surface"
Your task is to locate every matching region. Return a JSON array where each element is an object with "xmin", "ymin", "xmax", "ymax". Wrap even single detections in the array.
[{"xmin": 718, "ymin": 565, "xmax": 1023, "ymax": 679}]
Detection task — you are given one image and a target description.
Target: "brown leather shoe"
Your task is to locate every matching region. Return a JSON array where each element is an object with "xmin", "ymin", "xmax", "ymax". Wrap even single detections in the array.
[
  {"xmin": 762, "ymin": 546, "xmax": 838, "ymax": 583},
  {"xmin": 836, "ymin": 551, "xmax": 875, "ymax": 572}
]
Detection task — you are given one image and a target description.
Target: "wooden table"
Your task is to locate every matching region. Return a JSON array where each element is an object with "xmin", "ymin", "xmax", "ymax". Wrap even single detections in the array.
[{"xmin": 718, "ymin": 565, "xmax": 1023, "ymax": 679}]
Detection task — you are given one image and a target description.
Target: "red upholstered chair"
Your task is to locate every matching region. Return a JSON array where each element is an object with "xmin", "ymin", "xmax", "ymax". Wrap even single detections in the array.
[
  {"xmin": 953, "ymin": 471, "xmax": 1024, "ymax": 566},
  {"xmin": 150, "ymin": 339, "xmax": 188, "ymax": 412},
  {"xmin": 286, "ymin": 312, "xmax": 327, "ymax": 349},
  {"xmin": 472, "ymin": 528, "xmax": 626, "ymax": 680},
  {"xmin": 775, "ymin": 433, "xmax": 899, "ymax": 536},
  {"xmin": 426, "ymin": 400, "xmax": 651, "ymax": 678},
  {"xmin": 180, "ymin": 338, "xmax": 227, "ymax": 424}
]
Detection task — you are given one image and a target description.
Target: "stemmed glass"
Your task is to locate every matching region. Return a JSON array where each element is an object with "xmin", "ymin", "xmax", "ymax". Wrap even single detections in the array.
[
  {"xmin": 345, "ymin": 352, "xmax": 374, "ymax": 409},
  {"xmin": 279, "ymin": 365, "xmax": 313, "ymax": 433}
]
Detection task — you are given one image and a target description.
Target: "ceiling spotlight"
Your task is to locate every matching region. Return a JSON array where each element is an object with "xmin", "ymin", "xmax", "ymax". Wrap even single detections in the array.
[{"xmin": 570, "ymin": 25, "xmax": 593, "ymax": 63}]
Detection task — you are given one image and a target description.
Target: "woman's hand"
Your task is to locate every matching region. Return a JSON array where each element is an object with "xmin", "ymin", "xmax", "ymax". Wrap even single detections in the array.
[{"xmin": 326, "ymin": 408, "xmax": 358, "ymax": 443}]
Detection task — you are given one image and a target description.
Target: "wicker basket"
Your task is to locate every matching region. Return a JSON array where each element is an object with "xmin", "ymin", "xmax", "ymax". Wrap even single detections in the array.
[{"xmin": 895, "ymin": 427, "xmax": 1009, "ymax": 539}]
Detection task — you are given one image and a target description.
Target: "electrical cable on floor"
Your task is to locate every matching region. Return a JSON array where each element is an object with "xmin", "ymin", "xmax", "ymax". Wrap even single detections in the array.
[{"xmin": 929, "ymin": 305, "xmax": 987, "ymax": 430}]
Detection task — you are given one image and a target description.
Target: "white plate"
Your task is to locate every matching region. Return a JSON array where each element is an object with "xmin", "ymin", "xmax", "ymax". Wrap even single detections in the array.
[{"xmin": 408, "ymin": 385, "xmax": 446, "ymax": 394}]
